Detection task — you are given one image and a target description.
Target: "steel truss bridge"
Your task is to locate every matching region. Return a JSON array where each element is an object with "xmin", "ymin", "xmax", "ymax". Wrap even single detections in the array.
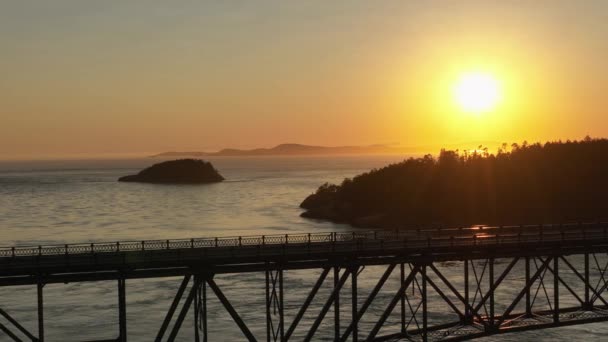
[{"xmin": 1, "ymin": 222, "xmax": 608, "ymax": 341}]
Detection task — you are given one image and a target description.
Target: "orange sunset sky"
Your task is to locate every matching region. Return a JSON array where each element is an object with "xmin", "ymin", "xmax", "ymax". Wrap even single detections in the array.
[{"xmin": 1, "ymin": 1, "xmax": 608, "ymax": 159}]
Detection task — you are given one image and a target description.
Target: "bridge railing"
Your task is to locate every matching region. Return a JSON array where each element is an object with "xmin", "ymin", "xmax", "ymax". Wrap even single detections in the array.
[{"xmin": 1, "ymin": 221, "xmax": 606, "ymax": 259}]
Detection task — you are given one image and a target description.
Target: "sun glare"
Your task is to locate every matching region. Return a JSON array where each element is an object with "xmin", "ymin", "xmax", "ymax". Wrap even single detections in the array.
[{"xmin": 454, "ymin": 72, "xmax": 501, "ymax": 114}]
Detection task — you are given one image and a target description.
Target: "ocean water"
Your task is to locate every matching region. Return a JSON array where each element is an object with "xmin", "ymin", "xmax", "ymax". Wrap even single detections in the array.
[{"xmin": 0, "ymin": 156, "xmax": 606, "ymax": 341}]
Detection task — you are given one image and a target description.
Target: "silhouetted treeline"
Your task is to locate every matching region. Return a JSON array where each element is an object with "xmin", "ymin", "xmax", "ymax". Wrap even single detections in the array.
[{"xmin": 300, "ymin": 137, "xmax": 608, "ymax": 228}]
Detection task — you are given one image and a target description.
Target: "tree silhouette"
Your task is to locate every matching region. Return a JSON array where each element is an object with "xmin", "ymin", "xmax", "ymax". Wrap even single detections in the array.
[{"xmin": 301, "ymin": 138, "xmax": 608, "ymax": 228}]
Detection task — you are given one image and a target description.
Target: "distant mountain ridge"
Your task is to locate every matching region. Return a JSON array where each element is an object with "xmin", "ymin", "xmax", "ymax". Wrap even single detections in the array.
[
  {"xmin": 150, "ymin": 144, "xmax": 420, "ymax": 158},
  {"xmin": 151, "ymin": 141, "xmax": 503, "ymax": 158}
]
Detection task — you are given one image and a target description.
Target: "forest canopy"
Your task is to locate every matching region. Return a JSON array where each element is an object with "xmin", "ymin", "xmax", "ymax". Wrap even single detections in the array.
[{"xmin": 300, "ymin": 137, "xmax": 608, "ymax": 228}]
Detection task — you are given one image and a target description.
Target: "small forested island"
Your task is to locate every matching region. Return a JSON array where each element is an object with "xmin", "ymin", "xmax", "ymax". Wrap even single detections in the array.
[
  {"xmin": 301, "ymin": 138, "xmax": 608, "ymax": 228},
  {"xmin": 118, "ymin": 159, "xmax": 224, "ymax": 183}
]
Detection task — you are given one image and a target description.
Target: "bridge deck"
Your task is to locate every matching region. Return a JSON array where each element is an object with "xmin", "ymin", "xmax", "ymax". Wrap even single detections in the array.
[
  {"xmin": 1, "ymin": 222, "xmax": 607, "ymax": 286},
  {"xmin": 2, "ymin": 223, "xmax": 608, "ymax": 341}
]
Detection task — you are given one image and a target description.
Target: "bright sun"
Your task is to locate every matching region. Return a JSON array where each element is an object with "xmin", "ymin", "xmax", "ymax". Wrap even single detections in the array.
[{"xmin": 454, "ymin": 72, "xmax": 501, "ymax": 114}]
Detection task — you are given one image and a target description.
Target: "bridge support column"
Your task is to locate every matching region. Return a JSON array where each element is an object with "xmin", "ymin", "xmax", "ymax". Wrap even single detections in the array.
[
  {"xmin": 285, "ymin": 268, "xmax": 330, "ymax": 341},
  {"xmin": 334, "ymin": 266, "xmax": 340, "ymax": 341},
  {"xmin": 463, "ymin": 259, "xmax": 471, "ymax": 324},
  {"xmin": 422, "ymin": 265, "xmax": 428, "ymax": 342},
  {"xmin": 202, "ymin": 281, "xmax": 207, "ymax": 342},
  {"xmin": 37, "ymin": 280, "xmax": 44, "ymax": 342},
  {"xmin": 0, "ymin": 307, "xmax": 37, "ymax": 341},
  {"xmin": 489, "ymin": 258, "xmax": 495, "ymax": 329},
  {"xmin": 167, "ymin": 276, "xmax": 204, "ymax": 342},
  {"xmin": 525, "ymin": 257, "xmax": 531, "ymax": 317},
  {"xmin": 156, "ymin": 275, "xmax": 191, "ymax": 341},
  {"xmin": 193, "ymin": 276, "xmax": 208, "ymax": 342},
  {"xmin": 400, "ymin": 263, "xmax": 406, "ymax": 333},
  {"xmin": 340, "ymin": 264, "xmax": 396, "ymax": 342},
  {"xmin": 266, "ymin": 269, "xmax": 270, "ymax": 342},
  {"xmin": 194, "ymin": 284, "xmax": 199, "ymax": 342},
  {"xmin": 366, "ymin": 265, "xmax": 419, "ymax": 341},
  {"xmin": 265, "ymin": 267, "xmax": 284, "ymax": 342},
  {"xmin": 351, "ymin": 266, "xmax": 358, "ymax": 342},
  {"xmin": 193, "ymin": 279, "xmax": 202, "ymax": 342},
  {"xmin": 118, "ymin": 278, "xmax": 127, "ymax": 342},
  {"xmin": 279, "ymin": 270, "xmax": 284, "ymax": 342},
  {"xmin": 554, "ymin": 256, "xmax": 559, "ymax": 323},
  {"xmin": 304, "ymin": 268, "xmax": 351, "ymax": 342},
  {"xmin": 583, "ymin": 253, "xmax": 593, "ymax": 310},
  {"xmin": 213, "ymin": 280, "xmax": 250, "ymax": 342},
  {"xmin": 0, "ymin": 323, "xmax": 21, "ymax": 341}
]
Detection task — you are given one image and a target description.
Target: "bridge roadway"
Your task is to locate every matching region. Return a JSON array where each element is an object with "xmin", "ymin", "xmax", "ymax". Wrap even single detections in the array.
[{"xmin": 1, "ymin": 222, "xmax": 608, "ymax": 341}]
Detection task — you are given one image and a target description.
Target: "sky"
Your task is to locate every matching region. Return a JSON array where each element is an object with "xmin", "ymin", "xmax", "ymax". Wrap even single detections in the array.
[{"xmin": 1, "ymin": 1, "xmax": 608, "ymax": 159}]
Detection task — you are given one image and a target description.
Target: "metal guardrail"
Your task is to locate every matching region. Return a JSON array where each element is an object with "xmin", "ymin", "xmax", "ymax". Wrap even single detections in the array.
[{"xmin": 1, "ymin": 222, "xmax": 607, "ymax": 259}]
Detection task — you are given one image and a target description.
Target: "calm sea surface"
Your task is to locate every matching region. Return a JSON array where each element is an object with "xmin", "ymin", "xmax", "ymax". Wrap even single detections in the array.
[{"xmin": 0, "ymin": 156, "xmax": 605, "ymax": 341}]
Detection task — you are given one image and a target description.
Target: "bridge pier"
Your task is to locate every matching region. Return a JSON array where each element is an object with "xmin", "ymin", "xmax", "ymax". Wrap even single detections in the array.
[
  {"xmin": 351, "ymin": 265, "xmax": 359, "ymax": 342},
  {"xmin": 334, "ymin": 266, "xmax": 340, "ymax": 342},
  {"xmin": 463, "ymin": 260, "xmax": 472, "ymax": 325},
  {"xmin": 583, "ymin": 252, "xmax": 593, "ymax": 311},
  {"xmin": 400, "ymin": 263, "xmax": 406, "ymax": 333},
  {"xmin": 118, "ymin": 278, "xmax": 126, "ymax": 342},
  {"xmin": 194, "ymin": 281, "xmax": 199, "ymax": 342},
  {"xmin": 421, "ymin": 264, "xmax": 428, "ymax": 342},
  {"xmin": 167, "ymin": 276, "xmax": 202, "ymax": 341},
  {"xmin": 0, "ymin": 307, "xmax": 37, "ymax": 341},
  {"xmin": 37, "ymin": 280, "xmax": 44, "ymax": 342},
  {"xmin": 208, "ymin": 277, "xmax": 257, "ymax": 342},
  {"xmin": 525, "ymin": 256, "xmax": 532, "ymax": 317},
  {"xmin": 304, "ymin": 267, "xmax": 351, "ymax": 342},
  {"xmin": 202, "ymin": 279, "xmax": 207, "ymax": 342},
  {"xmin": 156, "ymin": 275, "xmax": 191, "ymax": 341},
  {"xmin": 265, "ymin": 266, "xmax": 284, "ymax": 342},
  {"xmin": 489, "ymin": 258, "xmax": 495, "ymax": 328},
  {"xmin": 554, "ymin": 257, "xmax": 559, "ymax": 323},
  {"xmin": 193, "ymin": 278, "xmax": 208, "ymax": 342}
]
